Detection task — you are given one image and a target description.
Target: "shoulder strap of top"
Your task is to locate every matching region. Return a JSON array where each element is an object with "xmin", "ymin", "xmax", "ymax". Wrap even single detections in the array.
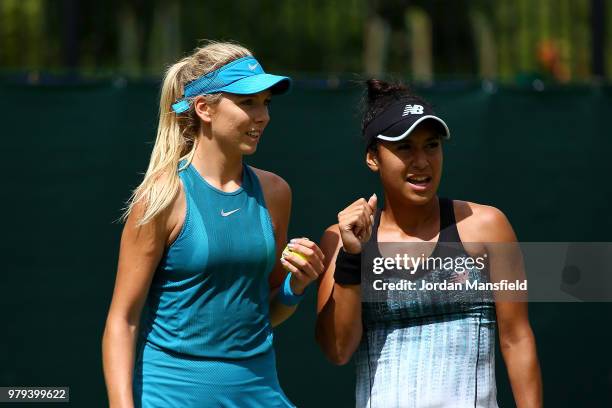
[
  {"xmin": 361, "ymin": 206, "xmax": 382, "ymax": 258},
  {"xmin": 177, "ymin": 161, "xmax": 193, "ymax": 195},
  {"xmin": 243, "ymin": 165, "xmax": 267, "ymax": 208},
  {"xmin": 367, "ymin": 197, "xmax": 462, "ymax": 244},
  {"xmin": 370, "ymin": 207, "xmax": 383, "ymax": 243},
  {"xmin": 438, "ymin": 197, "xmax": 461, "ymax": 243}
]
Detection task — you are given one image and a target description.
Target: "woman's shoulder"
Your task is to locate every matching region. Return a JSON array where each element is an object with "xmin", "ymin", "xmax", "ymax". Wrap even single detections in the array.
[
  {"xmin": 250, "ymin": 167, "xmax": 291, "ymax": 199},
  {"xmin": 453, "ymin": 199, "xmax": 507, "ymax": 222},
  {"xmin": 452, "ymin": 199, "xmax": 515, "ymax": 242},
  {"xmin": 140, "ymin": 169, "xmax": 186, "ymax": 245},
  {"xmin": 249, "ymin": 167, "xmax": 291, "ymax": 229}
]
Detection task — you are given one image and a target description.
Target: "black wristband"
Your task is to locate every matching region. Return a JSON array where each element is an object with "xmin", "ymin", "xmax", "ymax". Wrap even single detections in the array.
[{"xmin": 334, "ymin": 248, "xmax": 362, "ymax": 285}]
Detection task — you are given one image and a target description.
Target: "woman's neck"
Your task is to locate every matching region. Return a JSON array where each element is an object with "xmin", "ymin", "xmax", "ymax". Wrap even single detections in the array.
[{"xmin": 191, "ymin": 134, "xmax": 243, "ymax": 191}]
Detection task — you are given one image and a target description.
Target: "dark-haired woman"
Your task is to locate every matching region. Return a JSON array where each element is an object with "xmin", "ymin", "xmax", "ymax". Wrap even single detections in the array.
[{"xmin": 315, "ymin": 80, "xmax": 542, "ymax": 407}]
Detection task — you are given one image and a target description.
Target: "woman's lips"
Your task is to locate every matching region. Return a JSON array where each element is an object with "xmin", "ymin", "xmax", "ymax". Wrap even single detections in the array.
[
  {"xmin": 406, "ymin": 176, "xmax": 432, "ymax": 191},
  {"xmin": 245, "ymin": 130, "xmax": 262, "ymax": 142}
]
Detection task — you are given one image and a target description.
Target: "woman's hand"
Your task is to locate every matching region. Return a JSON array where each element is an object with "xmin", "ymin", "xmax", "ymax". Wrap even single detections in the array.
[
  {"xmin": 337, "ymin": 194, "xmax": 377, "ymax": 254},
  {"xmin": 280, "ymin": 238, "xmax": 326, "ymax": 295}
]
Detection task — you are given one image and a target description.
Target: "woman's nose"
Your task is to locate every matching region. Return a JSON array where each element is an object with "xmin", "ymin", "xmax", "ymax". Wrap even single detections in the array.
[
  {"xmin": 411, "ymin": 149, "xmax": 428, "ymax": 169},
  {"xmin": 254, "ymin": 104, "xmax": 270, "ymax": 124}
]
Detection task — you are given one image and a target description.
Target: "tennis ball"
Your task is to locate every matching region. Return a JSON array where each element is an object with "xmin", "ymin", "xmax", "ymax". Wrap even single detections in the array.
[{"xmin": 282, "ymin": 244, "xmax": 308, "ymax": 264}]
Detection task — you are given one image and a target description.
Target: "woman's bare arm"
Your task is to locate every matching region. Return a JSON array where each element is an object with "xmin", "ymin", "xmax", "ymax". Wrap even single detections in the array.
[
  {"xmin": 315, "ymin": 225, "xmax": 363, "ymax": 365},
  {"xmin": 102, "ymin": 189, "xmax": 184, "ymax": 408},
  {"xmin": 316, "ymin": 194, "xmax": 377, "ymax": 365},
  {"xmin": 254, "ymin": 168, "xmax": 324, "ymax": 327},
  {"xmin": 482, "ymin": 206, "xmax": 543, "ymax": 408}
]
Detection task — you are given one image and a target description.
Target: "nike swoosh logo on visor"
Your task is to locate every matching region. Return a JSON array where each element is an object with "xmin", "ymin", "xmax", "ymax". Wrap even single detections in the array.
[
  {"xmin": 248, "ymin": 63, "xmax": 259, "ymax": 71},
  {"xmin": 221, "ymin": 208, "xmax": 241, "ymax": 217}
]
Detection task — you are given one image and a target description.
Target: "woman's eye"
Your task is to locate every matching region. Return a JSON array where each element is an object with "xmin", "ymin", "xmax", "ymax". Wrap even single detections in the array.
[
  {"xmin": 240, "ymin": 99, "xmax": 254, "ymax": 105},
  {"xmin": 427, "ymin": 142, "xmax": 440, "ymax": 149}
]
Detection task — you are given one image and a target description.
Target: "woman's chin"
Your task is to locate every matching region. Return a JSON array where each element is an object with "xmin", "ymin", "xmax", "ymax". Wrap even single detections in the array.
[
  {"xmin": 410, "ymin": 196, "xmax": 433, "ymax": 205},
  {"xmin": 240, "ymin": 144, "xmax": 258, "ymax": 155},
  {"xmin": 404, "ymin": 189, "xmax": 436, "ymax": 205}
]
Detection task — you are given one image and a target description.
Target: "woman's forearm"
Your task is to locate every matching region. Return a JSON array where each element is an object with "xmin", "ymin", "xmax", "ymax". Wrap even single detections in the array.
[
  {"xmin": 269, "ymin": 291, "xmax": 298, "ymax": 327},
  {"xmin": 315, "ymin": 284, "xmax": 362, "ymax": 365},
  {"xmin": 102, "ymin": 318, "xmax": 139, "ymax": 408},
  {"xmin": 501, "ymin": 334, "xmax": 543, "ymax": 408}
]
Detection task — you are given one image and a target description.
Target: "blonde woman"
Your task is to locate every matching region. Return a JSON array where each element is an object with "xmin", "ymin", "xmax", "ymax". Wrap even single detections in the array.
[{"xmin": 102, "ymin": 42, "xmax": 324, "ymax": 408}]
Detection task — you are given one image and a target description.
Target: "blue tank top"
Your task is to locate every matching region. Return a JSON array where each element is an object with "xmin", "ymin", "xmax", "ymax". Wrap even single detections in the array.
[{"xmin": 140, "ymin": 163, "xmax": 277, "ymax": 359}]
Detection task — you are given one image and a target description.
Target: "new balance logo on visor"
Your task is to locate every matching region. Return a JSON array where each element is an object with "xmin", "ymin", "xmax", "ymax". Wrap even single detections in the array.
[{"xmin": 402, "ymin": 104, "xmax": 424, "ymax": 116}]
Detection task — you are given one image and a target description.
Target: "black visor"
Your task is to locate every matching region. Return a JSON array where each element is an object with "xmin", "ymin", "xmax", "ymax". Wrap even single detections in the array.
[{"xmin": 364, "ymin": 99, "xmax": 450, "ymax": 144}]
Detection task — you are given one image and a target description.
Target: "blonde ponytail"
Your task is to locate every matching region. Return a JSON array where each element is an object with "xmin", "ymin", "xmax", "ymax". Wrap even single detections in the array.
[{"xmin": 123, "ymin": 41, "xmax": 252, "ymax": 226}]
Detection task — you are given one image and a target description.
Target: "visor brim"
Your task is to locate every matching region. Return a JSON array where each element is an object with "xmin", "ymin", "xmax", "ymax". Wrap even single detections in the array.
[
  {"xmin": 219, "ymin": 74, "xmax": 292, "ymax": 95},
  {"xmin": 377, "ymin": 115, "xmax": 451, "ymax": 141}
]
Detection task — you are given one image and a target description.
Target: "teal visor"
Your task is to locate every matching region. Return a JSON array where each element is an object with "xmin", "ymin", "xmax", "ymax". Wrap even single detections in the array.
[{"xmin": 172, "ymin": 56, "xmax": 292, "ymax": 113}]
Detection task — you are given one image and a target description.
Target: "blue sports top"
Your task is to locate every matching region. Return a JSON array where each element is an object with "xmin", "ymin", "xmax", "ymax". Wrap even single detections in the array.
[{"xmin": 140, "ymin": 162, "xmax": 277, "ymax": 359}]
